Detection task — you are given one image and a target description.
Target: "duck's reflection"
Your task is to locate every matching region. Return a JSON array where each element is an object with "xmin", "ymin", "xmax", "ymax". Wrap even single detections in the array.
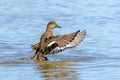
[{"xmin": 36, "ymin": 58, "xmax": 83, "ymax": 80}]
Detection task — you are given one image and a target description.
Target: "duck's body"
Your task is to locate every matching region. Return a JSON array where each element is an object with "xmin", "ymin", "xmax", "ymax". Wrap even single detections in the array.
[
  {"xmin": 39, "ymin": 29, "xmax": 53, "ymax": 52},
  {"xmin": 32, "ymin": 21, "xmax": 86, "ymax": 62}
]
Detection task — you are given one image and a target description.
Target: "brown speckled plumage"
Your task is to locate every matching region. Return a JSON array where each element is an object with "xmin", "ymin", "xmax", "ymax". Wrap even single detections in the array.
[{"xmin": 31, "ymin": 21, "xmax": 86, "ymax": 61}]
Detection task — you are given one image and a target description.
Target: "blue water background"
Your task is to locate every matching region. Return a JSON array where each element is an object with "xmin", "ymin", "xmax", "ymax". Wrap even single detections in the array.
[{"xmin": 0, "ymin": 0, "xmax": 120, "ymax": 80}]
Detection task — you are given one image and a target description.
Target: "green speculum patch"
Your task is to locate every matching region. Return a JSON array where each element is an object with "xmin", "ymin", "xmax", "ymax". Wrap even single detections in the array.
[
  {"xmin": 45, "ymin": 42, "xmax": 58, "ymax": 54},
  {"xmin": 45, "ymin": 47, "xmax": 51, "ymax": 54}
]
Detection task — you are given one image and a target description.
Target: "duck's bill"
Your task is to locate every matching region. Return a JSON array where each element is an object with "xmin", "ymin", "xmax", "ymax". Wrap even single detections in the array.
[{"xmin": 56, "ymin": 25, "xmax": 61, "ymax": 28}]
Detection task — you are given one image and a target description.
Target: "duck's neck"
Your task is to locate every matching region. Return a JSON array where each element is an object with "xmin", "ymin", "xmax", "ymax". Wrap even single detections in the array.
[
  {"xmin": 46, "ymin": 28, "xmax": 53, "ymax": 31},
  {"xmin": 46, "ymin": 28, "xmax": 53, "ymax": 36}
]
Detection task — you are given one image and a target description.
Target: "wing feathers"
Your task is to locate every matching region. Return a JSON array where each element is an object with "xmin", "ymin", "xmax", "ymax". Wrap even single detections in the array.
[
  {"xmin": 47, "ymin": 30, "xmax": 86, "ymax": 54},
  {"xmin": 31, "ymin": 30, "xmax": 86, "ymax": 55}
]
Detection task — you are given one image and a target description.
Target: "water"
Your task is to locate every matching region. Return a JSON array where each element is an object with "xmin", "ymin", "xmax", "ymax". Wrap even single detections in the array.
[{"xmin": 0, "ymin": 0, "xmax": 120, "ymax": 80}]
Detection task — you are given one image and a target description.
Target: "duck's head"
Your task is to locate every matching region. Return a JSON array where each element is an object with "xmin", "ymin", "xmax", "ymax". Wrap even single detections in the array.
[{"xmin": 47, "ymin": 21, "xmax": 61, "ymax": 30}]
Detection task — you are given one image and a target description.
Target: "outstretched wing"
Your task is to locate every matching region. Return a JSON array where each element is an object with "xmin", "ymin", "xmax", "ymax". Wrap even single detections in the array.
[{"xmin": 45, "ymin": 30, "xmax": 86, "ymax": 54}]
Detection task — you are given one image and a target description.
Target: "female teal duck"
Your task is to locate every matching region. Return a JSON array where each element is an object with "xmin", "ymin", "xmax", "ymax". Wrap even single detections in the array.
[{"xmin": 31, "ymin": 21, "xmax": 86, "ymax": 61}]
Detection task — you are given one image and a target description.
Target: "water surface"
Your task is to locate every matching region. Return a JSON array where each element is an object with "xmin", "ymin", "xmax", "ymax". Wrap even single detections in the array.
[{"xmin": 0, "ymin": 0, "xmax": 120, "ymax": 80}]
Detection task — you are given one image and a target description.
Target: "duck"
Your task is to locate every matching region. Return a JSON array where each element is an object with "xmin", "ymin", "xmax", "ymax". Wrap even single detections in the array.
[
  {"xmin": 32, "ymin": 21, "xmax": 61, "ymax": 61},
  {"xmin": 31, "ymin": 21, "xmax": 86, "ymax": 62}
]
